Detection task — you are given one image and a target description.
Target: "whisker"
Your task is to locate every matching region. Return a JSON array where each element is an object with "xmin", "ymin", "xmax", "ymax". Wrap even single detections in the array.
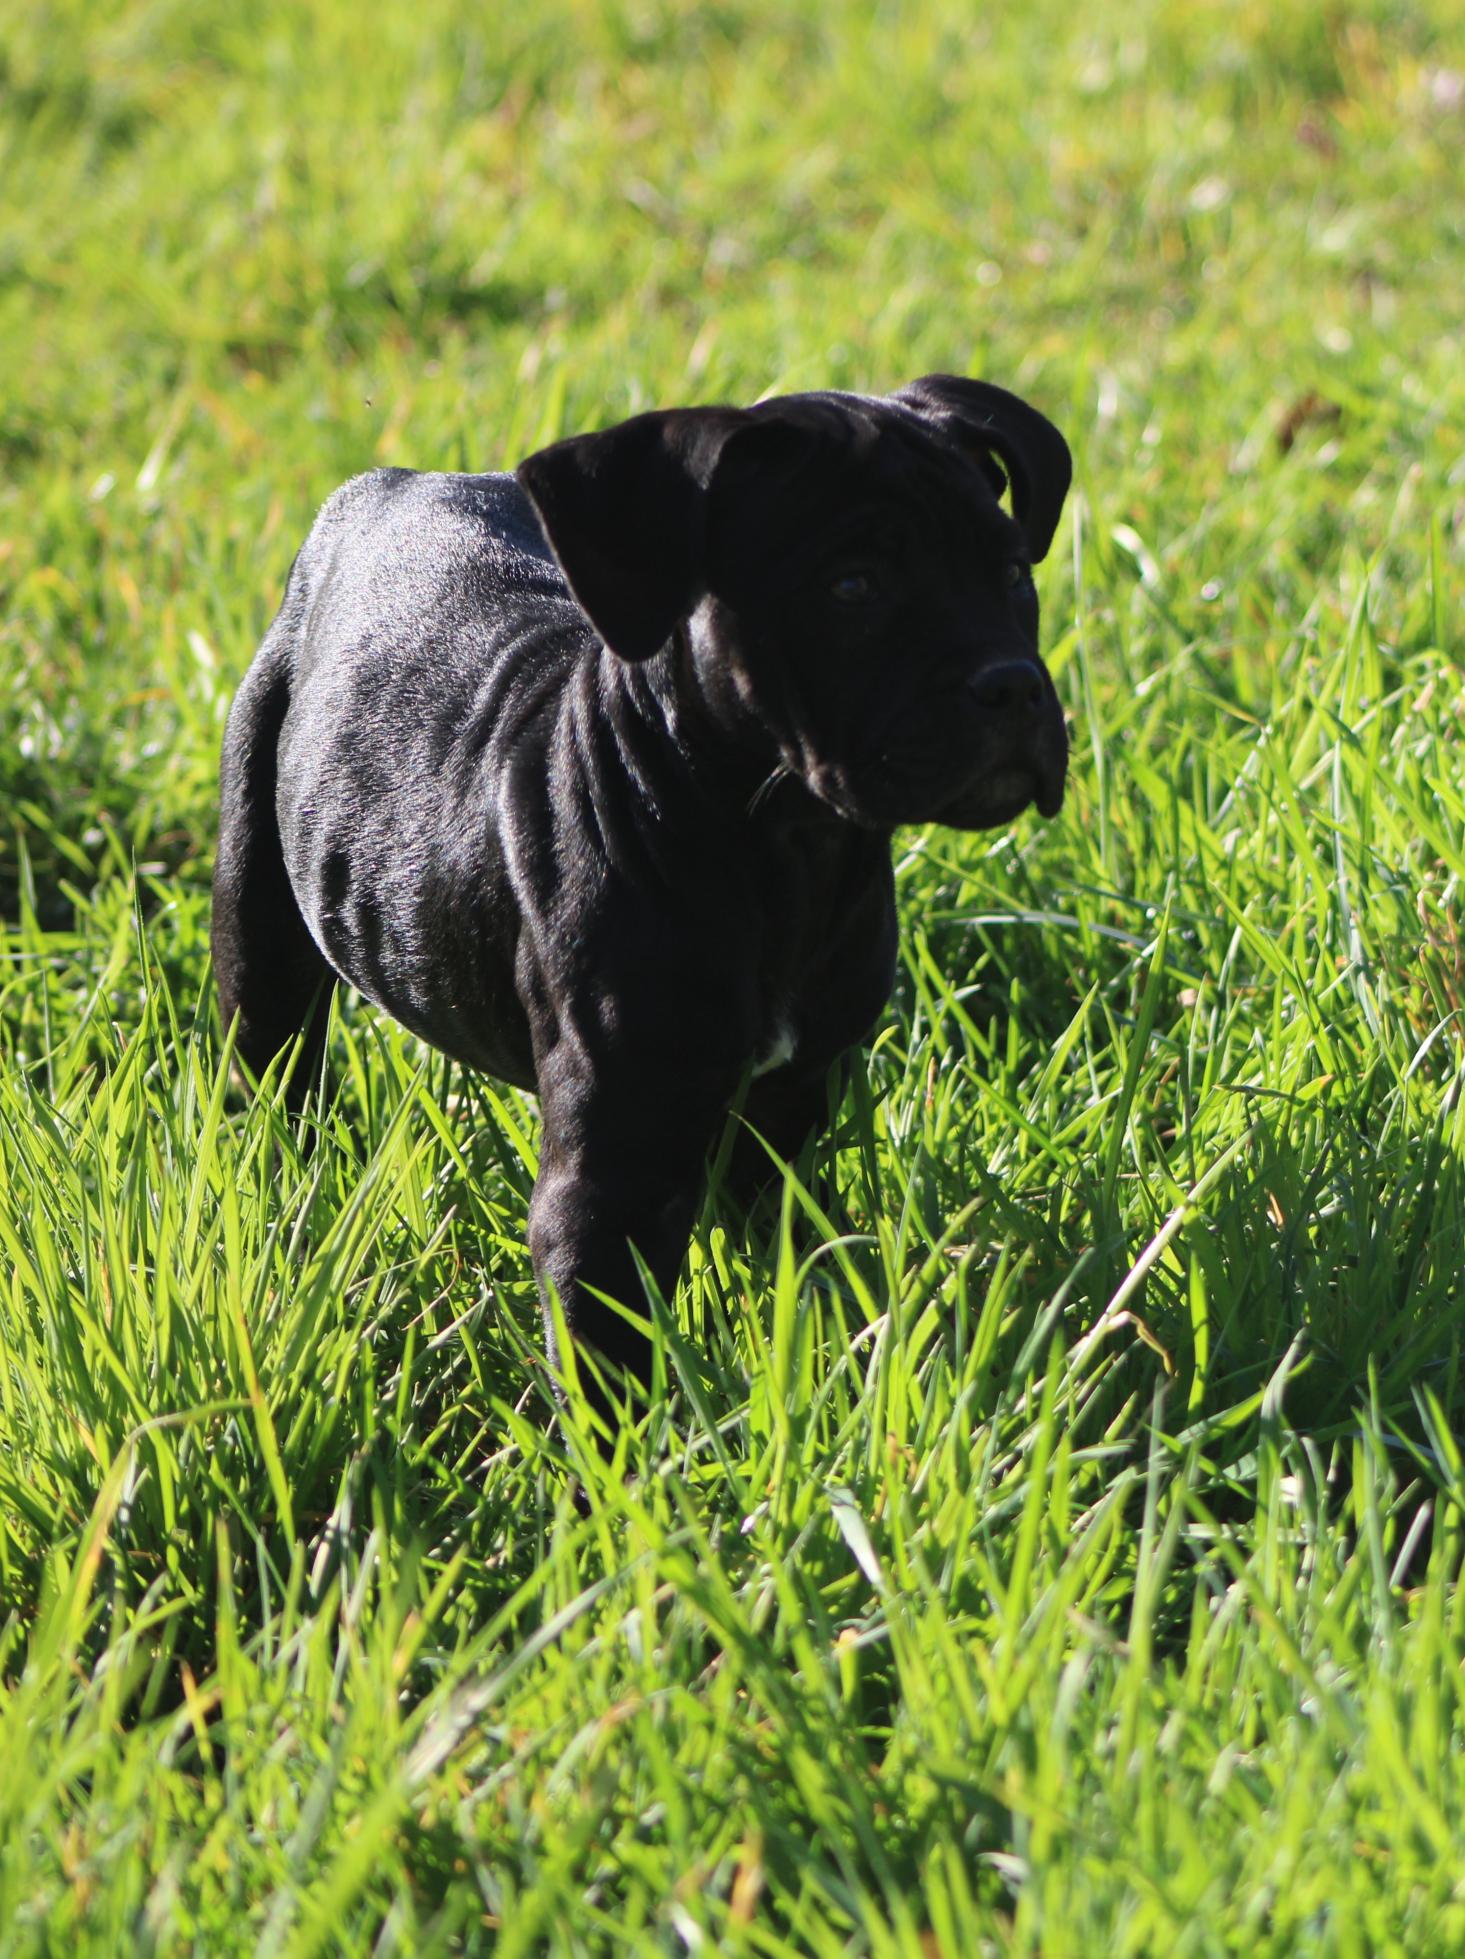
[{"xmin": 747, "ymin": 764, "xmax": 791, "ymax": 816}]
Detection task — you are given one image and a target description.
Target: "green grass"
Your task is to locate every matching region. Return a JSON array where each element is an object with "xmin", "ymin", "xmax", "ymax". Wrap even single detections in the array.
[{"xmin": 3, "ymin": 0, "xmax": 1464, "ymax": 1949}]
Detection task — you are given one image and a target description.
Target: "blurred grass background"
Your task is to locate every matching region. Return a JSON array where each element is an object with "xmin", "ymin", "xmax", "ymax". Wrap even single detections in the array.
[{"xmin": 2, "ymin": 0, "xmax": 1464, "ymax": 1951}]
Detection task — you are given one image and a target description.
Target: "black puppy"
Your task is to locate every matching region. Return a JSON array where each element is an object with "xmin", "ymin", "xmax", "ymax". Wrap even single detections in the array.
[{"xmin": 212, "ymin": 375, "xmax": 1071, "ymax": 1410}]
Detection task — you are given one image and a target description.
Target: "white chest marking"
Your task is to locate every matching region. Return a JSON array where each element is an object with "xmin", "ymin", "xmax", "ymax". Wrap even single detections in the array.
[{"xmin": 751, "ymin": 1018, "xmax": 797, "ymax": 1078}]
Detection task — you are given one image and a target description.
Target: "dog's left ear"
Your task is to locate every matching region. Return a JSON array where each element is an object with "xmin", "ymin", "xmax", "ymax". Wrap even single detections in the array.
[
  {"xmin": 516, "ymin": 408, "xmax": 742, "ymax": 662},
  {"xmin": 895, "ymin": 376, "xmax": 1072, "ymax": 562}
]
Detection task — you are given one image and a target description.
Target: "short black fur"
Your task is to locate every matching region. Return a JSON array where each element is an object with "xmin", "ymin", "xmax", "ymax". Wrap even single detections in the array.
[{"xmin": 212, "ymin": 376, "xmax": 1072, "ymax": 1414}]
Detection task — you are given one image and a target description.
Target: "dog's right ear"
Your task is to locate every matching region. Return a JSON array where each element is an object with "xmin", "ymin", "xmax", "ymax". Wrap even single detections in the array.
[
  {"xmin": 894, "ymin": 376, "xmax": 1072, "ymax": 563},
  {"xmin": 516, "ymin": 408, "xmax": 743, "ymax": 663}
]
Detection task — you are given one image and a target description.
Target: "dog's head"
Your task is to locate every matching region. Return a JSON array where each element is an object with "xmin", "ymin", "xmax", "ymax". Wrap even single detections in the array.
[{"xmin": 516, "ymin": 375, "xmax": 1072, "ymax": 830}]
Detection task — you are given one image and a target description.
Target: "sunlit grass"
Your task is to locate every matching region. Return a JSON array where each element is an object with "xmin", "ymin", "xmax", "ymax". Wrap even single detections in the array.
[{"xmin": 2, "ymin": 0, "xmax": 1463, "ymax": 1949}]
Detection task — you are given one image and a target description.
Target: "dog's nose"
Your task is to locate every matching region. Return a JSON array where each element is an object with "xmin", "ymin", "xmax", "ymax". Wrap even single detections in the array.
[{"xmin": 970, "ymin": 660, "xmax": 1046, "ymax": 717}]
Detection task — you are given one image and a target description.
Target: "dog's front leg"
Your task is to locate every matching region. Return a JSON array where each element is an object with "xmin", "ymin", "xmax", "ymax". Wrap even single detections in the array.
[{"xmin": 527, "ymin": 1074, "xmax": 730, "ymax": 1415}]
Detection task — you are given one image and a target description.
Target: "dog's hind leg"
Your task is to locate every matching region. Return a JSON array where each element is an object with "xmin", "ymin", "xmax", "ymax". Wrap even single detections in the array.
[{"xmin": 211, "ymin": 639, "xmax": 336, "ymax": 1106}]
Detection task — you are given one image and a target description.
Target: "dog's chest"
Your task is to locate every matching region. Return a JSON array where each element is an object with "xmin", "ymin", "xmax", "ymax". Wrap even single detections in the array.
[
  {"xmin": 751, "ymin": 1016, "xmax": 797, "ymax": 1078},
  {"xmin": 736, "ymin": 828, "xmax": 889, "ymax": 1083}
]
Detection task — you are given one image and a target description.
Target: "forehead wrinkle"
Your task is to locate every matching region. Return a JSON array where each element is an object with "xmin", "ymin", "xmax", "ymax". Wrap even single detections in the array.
[
  {"xmin": 745, "ymin": 394, "xmax": 885, "ymax": 455},
  {"xmin": 849, "ymin": 424, "xmax": 1018, "ymax": 558},
  {"xmin": 712, "ymin": 397, "xmax": 1019, "ymax": 581}
]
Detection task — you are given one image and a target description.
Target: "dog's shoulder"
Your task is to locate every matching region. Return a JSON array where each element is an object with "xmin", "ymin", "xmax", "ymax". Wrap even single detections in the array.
[
  {"xmin": 305, "ymin": 467, "xmax": 549, "ymax": 565},
  {"xmin": 289, "ymin": 467, "xmax": 568, "ymax": 633}
]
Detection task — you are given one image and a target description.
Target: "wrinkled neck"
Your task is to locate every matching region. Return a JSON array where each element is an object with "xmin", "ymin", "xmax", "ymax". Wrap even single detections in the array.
[{"xmin": 598, "ymin": 624, "xmax": 801, "ymax": 824}]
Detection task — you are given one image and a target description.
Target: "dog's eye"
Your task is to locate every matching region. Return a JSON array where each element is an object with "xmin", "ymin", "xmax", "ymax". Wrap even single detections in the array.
[
  {"xmin": 1005, "ymin": 559, "xmax": 1031, "ymax": 589},
  {"xmin": 830, "ymin": 570, "xmax": 875, "ymax": 605}
]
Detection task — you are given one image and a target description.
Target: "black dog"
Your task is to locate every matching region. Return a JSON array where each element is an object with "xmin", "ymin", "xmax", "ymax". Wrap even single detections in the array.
[{"xmin": 212, "ymin": 375, "xmax": 1071, "ymax": 1410}]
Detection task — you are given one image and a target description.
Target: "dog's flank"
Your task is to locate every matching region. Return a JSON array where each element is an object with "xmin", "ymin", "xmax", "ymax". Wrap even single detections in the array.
[{"xmin": 213, "ymin": 375, "xmax": 1072, "ymax": 1416}]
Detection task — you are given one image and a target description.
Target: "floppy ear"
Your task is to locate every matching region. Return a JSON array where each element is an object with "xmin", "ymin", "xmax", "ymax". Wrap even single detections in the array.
[
  {"xmin": 516, "ymin": 408, "xmax": 742, "ymax": 662},
  {"xmin": 895, "ymin": 375, "xmax": 1072, "ymax": 562}
]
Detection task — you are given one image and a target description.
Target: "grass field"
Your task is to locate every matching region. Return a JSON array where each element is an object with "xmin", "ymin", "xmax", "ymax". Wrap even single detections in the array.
[{"xmin": 3, "ymin": 0, "xmax": 1464, "ymax": 1950}]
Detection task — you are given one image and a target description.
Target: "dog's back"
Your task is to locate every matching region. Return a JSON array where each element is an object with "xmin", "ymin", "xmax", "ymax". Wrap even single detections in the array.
[{"xmin": 213, "ymin": 469, "xmax": 580, "ymax": 1092}]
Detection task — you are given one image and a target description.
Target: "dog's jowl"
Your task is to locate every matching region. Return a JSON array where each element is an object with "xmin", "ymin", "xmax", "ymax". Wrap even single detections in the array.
[{"xmin": 212, "ymin": 375, "xmax": 1072, "ymax": 1411}]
